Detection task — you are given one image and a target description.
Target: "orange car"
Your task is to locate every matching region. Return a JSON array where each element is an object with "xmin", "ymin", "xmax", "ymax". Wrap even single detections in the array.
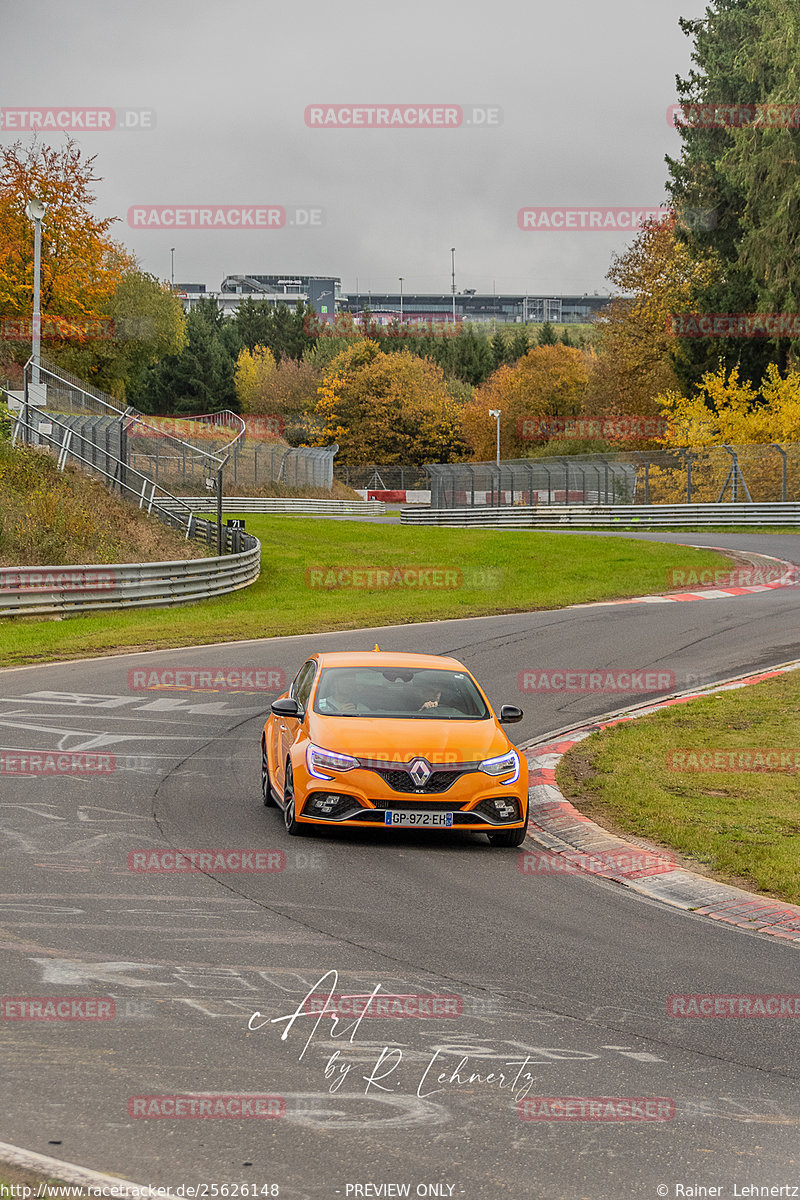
[{"xmin": 261, "ymin": 649, "xmax": 529, "ymax": 846}]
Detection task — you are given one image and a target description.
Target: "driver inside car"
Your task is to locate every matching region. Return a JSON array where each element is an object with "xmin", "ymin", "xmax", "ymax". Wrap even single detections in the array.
[{"xmin": 319, "ymin": 675, "xmax": 358, "ymax": 714}]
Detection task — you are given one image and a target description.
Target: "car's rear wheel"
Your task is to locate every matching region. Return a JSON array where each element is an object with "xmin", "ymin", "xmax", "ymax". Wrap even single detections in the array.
[
  {"xmin": 261, "ymin": 738, "xmax": 277, "ymax": 806},
  {"xmin": 282, "ymin": 763, "xmax": 308, "ymax": 836},
  {"xmin": 487, "ymin": 823, "xmax": 528, "ymax": 848}
]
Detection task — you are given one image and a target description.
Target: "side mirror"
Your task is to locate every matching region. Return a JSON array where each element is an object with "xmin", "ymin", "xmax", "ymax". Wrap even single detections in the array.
[
  {"xmin": 498, "ymin": 704, "xmax": 523, "ymax": 724},
  {"xmin": 271, "ymin": 697, "xmax": 300, "ymax": 718}
]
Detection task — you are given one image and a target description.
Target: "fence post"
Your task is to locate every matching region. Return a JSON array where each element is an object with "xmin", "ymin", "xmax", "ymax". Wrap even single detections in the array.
[
  {"xmin": 770, "ymin": 443, "xmax": 787, "ymax": 502},
  {"xmin": 216, "ymin": 468, "xmax": 223, "ymax": 555},
  {"xmin": 722, "ymin": 444, "xmax": 752, "ymax": 502}
]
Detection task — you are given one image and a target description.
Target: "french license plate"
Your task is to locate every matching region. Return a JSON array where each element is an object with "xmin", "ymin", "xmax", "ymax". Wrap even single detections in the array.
[{"xmin": 384, "ymin": 811, "xmax": 454, "ymax": 827}]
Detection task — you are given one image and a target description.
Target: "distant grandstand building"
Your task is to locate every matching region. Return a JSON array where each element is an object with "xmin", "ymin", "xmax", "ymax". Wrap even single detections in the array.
[{"xmin": 175, "ymin": 274, "xmax": 612, "ymax": 324}]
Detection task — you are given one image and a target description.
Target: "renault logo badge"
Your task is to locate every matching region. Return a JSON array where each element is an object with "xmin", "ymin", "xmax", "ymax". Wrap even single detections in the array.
[{"xmin": 408, "ymin": 759, "xmax": 432, "ymax": 786}]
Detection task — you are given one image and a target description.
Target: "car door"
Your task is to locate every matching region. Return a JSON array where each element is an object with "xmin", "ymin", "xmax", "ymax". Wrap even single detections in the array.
[{"xmin": 275, "ymin": 660, "xmax": 316, "ymax": 796}]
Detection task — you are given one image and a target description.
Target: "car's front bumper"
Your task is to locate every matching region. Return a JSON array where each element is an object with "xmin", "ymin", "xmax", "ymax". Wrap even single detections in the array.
[{"xmin": 293, "ymin": 764, "xmax": 529, "ymax": 829}]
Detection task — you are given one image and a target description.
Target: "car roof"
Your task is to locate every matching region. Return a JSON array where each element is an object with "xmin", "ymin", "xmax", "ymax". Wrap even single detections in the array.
[{"xmin": 311, "ymin": 651, "xmax": 468, "ymax": 671}]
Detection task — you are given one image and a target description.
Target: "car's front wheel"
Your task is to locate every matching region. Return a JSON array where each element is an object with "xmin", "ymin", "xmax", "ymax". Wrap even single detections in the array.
[
  {"xmin": 282, "ymin": 763, "xmax": 308, "ymax": 836},
  {"xmin": 261, "ymin": 738, "xmax": 277, "ymax": 806},
  {"xmin": 487, "ymin": 822, "xmax": 528, "ymax": 848}
]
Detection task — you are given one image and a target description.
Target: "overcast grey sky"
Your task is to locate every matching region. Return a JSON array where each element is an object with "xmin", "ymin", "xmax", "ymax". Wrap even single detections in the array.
[{"xmin": 2, "ymin": 0, "xmax": 698, "ymax": 296}]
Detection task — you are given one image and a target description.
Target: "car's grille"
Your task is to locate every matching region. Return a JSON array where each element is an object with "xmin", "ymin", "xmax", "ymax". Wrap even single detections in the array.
[
  {"xmin": 354, "ymin": 809, "xmax": 491, "ymax": 825},
  {"xmin": 380, "ymin": 796, "xmax": 469, "ymax": 810},
  {"xmin": 373, "ymin": 768, "xmax": 464, "ymax": 793}
]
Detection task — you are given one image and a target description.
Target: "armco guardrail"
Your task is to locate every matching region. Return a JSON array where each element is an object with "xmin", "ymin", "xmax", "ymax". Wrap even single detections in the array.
[
  {"xmin": 160, "ymin": 497, "xmax": 386, "ymax": 515},
  {"xmin": 401, "ymin": 503, "xmax": 800, "ymax": 529},
  {"xmin": 0, "ymin": 541, "xmax": 261, "ymax": 618}
]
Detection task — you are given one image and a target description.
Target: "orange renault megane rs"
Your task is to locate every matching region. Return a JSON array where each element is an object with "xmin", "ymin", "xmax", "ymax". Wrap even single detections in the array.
[{"xmin": 261, "ymin": 649, "xmax": 529, "ymax": 846}]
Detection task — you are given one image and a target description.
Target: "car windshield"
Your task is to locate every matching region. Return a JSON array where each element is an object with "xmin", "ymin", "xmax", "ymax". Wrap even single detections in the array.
[{"xmin": 313, "ymin": 667, "xmax": 489, "ymax": 720}]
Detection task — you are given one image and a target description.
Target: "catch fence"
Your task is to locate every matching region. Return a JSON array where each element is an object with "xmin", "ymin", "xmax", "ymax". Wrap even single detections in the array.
[{"xmin": 426, "ymin": 444, "xmax": 799, "ymax": 508}]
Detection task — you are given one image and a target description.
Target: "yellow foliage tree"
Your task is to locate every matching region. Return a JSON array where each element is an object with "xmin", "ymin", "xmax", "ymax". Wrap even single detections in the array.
[
  {"xmin": 648, "ymin": 364, "xmax": 800, "ymax": 502},
  {"xmin": 234, "ymin": 344, "xmax": 277, "ymax": 412},
  {"xmin": 313, "ymin": 340, "xmax": 465, "ymax": 465},
  {"xmin": 657, "ymin": 363, "xmax": 800, "ymax": 446}
]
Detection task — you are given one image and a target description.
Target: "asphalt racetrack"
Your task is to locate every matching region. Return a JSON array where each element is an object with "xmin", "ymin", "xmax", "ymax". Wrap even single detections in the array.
[{"xmin": 2, "ymin": 531, "xmax": 800, "ymax": 1199}]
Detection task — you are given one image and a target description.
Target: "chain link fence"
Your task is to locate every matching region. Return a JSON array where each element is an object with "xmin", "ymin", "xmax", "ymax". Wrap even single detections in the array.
[
  {"xmin": 15, "ymin": 356, "xmax": 337, "ymax": 492},
  {"xmin": 334, "ymin": 464, "xmax": 432, "ymax": 491},
  {"xmin": 426, "ymin": 444, "xmax": 799, "ymax": 508}
]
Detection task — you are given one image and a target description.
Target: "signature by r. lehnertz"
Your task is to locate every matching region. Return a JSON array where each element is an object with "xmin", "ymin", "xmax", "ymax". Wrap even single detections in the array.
[{"xmin": 248, "ymin": 969, "xmax": 543, "ymax": 1099}]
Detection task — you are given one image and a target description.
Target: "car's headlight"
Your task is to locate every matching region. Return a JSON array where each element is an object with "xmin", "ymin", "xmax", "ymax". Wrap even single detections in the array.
[
  {"xmin": 307, "ymin": 743, "xmax": 359, "ymax": 780},
  {"xmin": 479, "ymin": 749, "xmax": 519, "ymax": 784}
]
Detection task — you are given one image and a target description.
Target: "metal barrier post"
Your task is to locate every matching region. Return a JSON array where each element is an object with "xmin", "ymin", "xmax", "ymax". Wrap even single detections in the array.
[
  {"xmin": 771, "ymin": 443, "xmax": 788, "ymax": 502},
  {"xmin": 216, "ymin": 468, "xmax": 223, "ymax": 555}
]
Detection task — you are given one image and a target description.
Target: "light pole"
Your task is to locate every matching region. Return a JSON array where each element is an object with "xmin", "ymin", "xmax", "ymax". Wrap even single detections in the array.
[
  {"xmin": 450, "ymin": 247, "xmax": 456, "ymax": 324},
  {"xmin": 25, "ymin": 197, "xmax": 46, "ymax": 385},
  {"xmin": 170, "ymin": 247, "xmax": 175, "ymax": 287},
  {"xmin": 398, "ymin": 276, "xmax": 404, "ymax": 322},
  {"xmin": 489, "ymin": 408, "xmax": 501, "ymax": 465}
]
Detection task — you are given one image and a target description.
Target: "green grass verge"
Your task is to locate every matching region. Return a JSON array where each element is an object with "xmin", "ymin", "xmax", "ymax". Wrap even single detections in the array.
[
  {"xmin": 0, "ymin": 517, "xmax": 730, "ymax": 668},
  {"xmin": 557, "ymin": 671, "xmax": 800, "ymax": 904},
  {"xmin": 531, "ymin": 525, "xmax": 799, "ymax": 535}
]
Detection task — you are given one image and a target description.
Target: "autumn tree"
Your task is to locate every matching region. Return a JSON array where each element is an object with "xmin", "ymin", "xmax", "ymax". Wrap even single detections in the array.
[
  {"xmin": 657, "ymin": 362, "xmax": 800, "ymax": 446},
  {"xmin": 462, "ymin": 345, "xmax": 590, "ymax": 459},
  {"xmin": 59, "ymin": 270, "xmax": 186, "ymax": 400},
  {"xmin": 0, "ymin": 140, "xmax": 134, "ymax": 367},
  {"xmin": 234, "ymin": 355, "xmax": 320, "ymax": 443},
  {"xmin": 587, "ymin": 217, "xmax": 719, "ymax": 416},
  {"xmin": 313, "ymin": 341, "xmax": 466, "ymax": 465},
  {"xmin": 234, "ymin": 345, "xmax": 277, "ymax": 411}
]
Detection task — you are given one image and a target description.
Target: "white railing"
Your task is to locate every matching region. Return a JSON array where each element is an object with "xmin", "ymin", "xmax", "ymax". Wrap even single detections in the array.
[
  {"xmin": 0, "ymin": 541, "xmax": 261, "ymax": 618},
  {"xmin": 401, "ymin": 503, "xmax": 800, "ymax": 528},
  {"xmin": 159, "ymin": 497, "xmax": 386, "ymax": 515}
]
